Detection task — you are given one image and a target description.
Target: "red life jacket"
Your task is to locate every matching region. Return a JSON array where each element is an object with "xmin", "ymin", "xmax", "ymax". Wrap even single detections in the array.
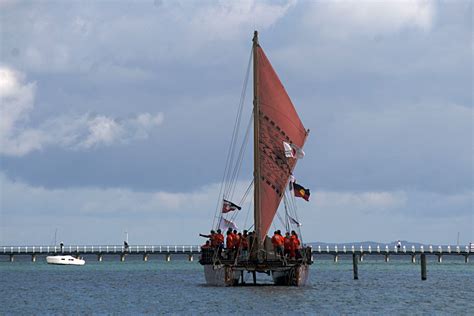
[
  {"xmin": 210, "ymin": 233, "xmax": 217, "ymax": 247},
  {"xmin": 284, "ymin": 237, "xmax": 292, "ymax": 250},
  {"xmin": 272, "ymin": 235, "xmax": 283, "ymax": 247},
  {"xmin": 215, "ymin": 233, "xmax": 224, "ymax": 245},
  {"xmin": 234, "ymin": 235, "xmax": 241, "ymax": 248},
  {"xmin": 290, "ymin": 235, "xmax": 300, "ymax": 250},
  {"xmin": 277, "ymin": 234, "xmax": 285, "ymax": 246},
  {"xmin": 226, "ymin": 235, "xmax": 234, "ymax": 249}
]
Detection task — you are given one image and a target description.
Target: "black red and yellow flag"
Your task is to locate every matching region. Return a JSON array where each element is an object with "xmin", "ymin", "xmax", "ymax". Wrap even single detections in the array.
[{"xmin": 293, "ymin": 182, "xmax": 310, "ymax": 201}]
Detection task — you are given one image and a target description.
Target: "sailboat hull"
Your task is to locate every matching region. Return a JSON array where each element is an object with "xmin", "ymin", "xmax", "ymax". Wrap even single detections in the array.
[
  {"xmin": 271, "ymin": 264, "xmax": 310, "ymax": 286},
  {"xmin": 203, "ymin": 265, "xmax": 240, "ymax": 286},
  {"xmin": 202, "ymin": 263, "xmax": 310, "ymax": 286}
]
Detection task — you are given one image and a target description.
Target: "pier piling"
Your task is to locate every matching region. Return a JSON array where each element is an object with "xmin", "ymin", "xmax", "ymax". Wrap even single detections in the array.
[
  {"xmin": 421, "ymin": 254, "xmax": 427, "ymax": 280},
  {"xmin": 465, "ymin": 255, "xmax": 469, "ymax": 264},
  {"xmin": 352, "ymin": 254, "xmax": 359, "ymax": 280}
]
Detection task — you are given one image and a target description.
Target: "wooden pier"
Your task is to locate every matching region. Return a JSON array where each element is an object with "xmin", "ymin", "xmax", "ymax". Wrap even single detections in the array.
[{"xmin": 0, "ymin": 244, "xmax": 471, "ymax": 263}]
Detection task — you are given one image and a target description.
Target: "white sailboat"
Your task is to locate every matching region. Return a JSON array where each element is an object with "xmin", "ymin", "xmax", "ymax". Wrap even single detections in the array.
[{"xmin": 46, "ymin": 255, "xmax": 85, "ymax": 266}]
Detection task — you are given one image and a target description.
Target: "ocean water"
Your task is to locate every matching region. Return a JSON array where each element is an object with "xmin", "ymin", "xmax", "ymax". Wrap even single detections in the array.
[{"xmin": 1, "ymin": 254, "xmax": 472, "ymax": 314}]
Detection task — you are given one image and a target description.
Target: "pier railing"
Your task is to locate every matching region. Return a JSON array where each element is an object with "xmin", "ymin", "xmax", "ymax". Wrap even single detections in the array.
[
  {"xmin": 1, "ymin": 244, "xmax": 472, "ymax": 255},
  {"xmin": 1, "ymin": 244, "xmax": 471, "ymax": 264},
  {"xmin": 1, "ymin": 245, "xmax": 202, "ymax": 254}
]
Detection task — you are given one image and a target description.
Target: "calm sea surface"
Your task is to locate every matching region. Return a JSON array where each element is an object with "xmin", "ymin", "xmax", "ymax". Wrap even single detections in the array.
[{"xmin": 1, "ymin": 255, "xmax": 472, "ymax": 314}]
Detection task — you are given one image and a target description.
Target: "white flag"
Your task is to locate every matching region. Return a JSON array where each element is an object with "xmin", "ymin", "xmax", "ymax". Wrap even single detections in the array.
[
  {"xmin": 219, "ymin": 217, "xmax": 238, "ymax": 231},
  {"xmin": 291, "ymin": 143, "xmax": 305, "ymax": 159},
  {"xmin": 283, "ymin": 141, "xmax": 294, "ymax": 158},
  {"xmin": 283, "ymin": 141, "xmax": 305, "ymax": 159}
]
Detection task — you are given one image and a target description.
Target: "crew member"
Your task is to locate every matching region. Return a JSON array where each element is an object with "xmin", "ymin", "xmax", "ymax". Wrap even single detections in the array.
[
  {"xmin": 290, "ymin": 230, "xmax": 301, "ymax": 259},
  {"xmin": 272, "ymin": 230, "xmax": 284, "ymax": 258},
  {"xmin": 233, "ymin": 230, "xmax": 240, "ymax": 250},
  {"xmin": 199, "ymin": 230, "xmax": 216, "ymax": 247},
  {"xmin": 284, "ymin": 232, "xmax": 291, "ymax": 258},
  {"xmin": 226, "ymin": 231, "xmax": 234, "ymax": 259}
]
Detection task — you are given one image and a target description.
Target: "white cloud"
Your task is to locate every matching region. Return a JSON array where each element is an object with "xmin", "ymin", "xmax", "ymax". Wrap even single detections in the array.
[
  {"xmin": 305, "ymin": 0, "xmax": 435, "ymax": 39},
  {"xmin": 0, "ymin": 66, "xmax": 164, "ymax": 156},
  {"xmin": 189, "ymin": 0, "xmax": 296, "ymax": 40}
]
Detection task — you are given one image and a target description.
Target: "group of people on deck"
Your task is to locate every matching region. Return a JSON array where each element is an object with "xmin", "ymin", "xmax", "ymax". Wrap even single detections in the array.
[
  {"xmin": 200, "ymin": 228, "xmax": 251, "ymax": 260},
  {"xmin": 199, "ymin": 227, "xmax": 302, "ymax": 260},
  {"xmin": 271, "ymin": 230, "xmax": 301, "ymax": 259}
]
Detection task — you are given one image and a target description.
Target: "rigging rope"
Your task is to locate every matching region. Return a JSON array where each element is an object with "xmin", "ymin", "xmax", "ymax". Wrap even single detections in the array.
[{"xmin": 212, "ymin": 47, "xmax": 253, "ymax": 229}]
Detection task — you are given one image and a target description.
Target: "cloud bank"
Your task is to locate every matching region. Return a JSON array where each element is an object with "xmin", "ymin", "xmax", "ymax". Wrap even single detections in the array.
[
  {"xmin": 1, "ymin": 173, "xmax": 471, "ymax": 245},
  {"xmin": 0, "ymin": 66, "xmax": 163, "ymax": 156}
]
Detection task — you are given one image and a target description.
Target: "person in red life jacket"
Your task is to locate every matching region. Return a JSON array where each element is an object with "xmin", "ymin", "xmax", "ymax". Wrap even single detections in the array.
[
  {"xmin": 215, "ymin": 229, "xmax": 224, "ymax": 247},
  {"xmin": 284, "ymin": 232, "xmax": 292, "ymax": 258},
  {"xmin": 233, "ymin": 230, "xmax": 240, "ymax": 250},
  {"xmin": 290, "ymin": 230, "xmax": 301, "ymax": 259},
  {"xmin": 199, "ymin": 230, "xmax": 216, "ymax": 247},
  {"xmin": 277, "ymin": 230, "xmax": 285, "ymax": 258},
  {"xmin": 215, "ymin": 229, "xmax": 224, "ymax": 257},
  {"xmin": 226, "ymin": 230, "xmax": 235, "ymax": 259},
  {"xmin": 271, "ymin": 230, "xmax": 284, "ymax": 258}
]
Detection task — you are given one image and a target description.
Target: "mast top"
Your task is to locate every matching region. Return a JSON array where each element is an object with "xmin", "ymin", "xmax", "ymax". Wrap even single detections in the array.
[{"xmin": 253, "ymin": 30, "xmax": 259, "ymax": 44}]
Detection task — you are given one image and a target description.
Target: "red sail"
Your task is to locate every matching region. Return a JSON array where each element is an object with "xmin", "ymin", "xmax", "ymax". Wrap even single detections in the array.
[{"xmin": 257, "ymin": 46, "xmax": 308, "ymax": 239}]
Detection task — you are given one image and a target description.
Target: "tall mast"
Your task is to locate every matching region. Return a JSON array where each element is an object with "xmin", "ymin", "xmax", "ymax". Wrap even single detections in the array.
[{"xmin": 252, "ymin": 30, "xmax": 261, "ymax": 250}]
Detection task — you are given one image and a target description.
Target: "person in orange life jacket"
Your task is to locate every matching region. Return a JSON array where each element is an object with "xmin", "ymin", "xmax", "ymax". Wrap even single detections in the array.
[
  {"xmin": 233, "ymin": 230, "xmax": 240, "ymax": 250},
  {"xmin": 290, "ymin": 230, "xmax": 301, "ymax": 259},
  {"xmin": 201, "ymin": 240, "xmax": 211, "ymax": 249},
  {"xmin": 215, "ymin": 229, "xmax": 224, "ymax": 247},
  {"xmin": 226, "ymin": 230, "xmax": 235, "ymax": 259},
  {"xmin": 271, "ymin": 230, "xmax": 284, "ymax": 258},
  {"xmin": 284, "ymin": 232, "xmax": 292, "ymax": 258},
  {"xmin": 277, "ymin": 230, "xmax": 285, "ymax": 257},
  {"xmin": 214, "ymin": 229, "xmax": 224, "ymax": 257},
  {"xmin": 199, "ymin": 230, "xmax": 217, "ymax": 247}
]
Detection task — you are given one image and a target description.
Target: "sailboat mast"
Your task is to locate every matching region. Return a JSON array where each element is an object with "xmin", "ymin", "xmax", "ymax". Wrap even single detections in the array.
[{"xmin": 252, "ymin": 30, "xmax": 261, "ymax": 248}]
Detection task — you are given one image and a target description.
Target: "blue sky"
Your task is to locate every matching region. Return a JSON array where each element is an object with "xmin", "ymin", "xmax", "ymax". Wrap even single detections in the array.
[{"xmin": 0, "ymin": 0, "xmax": 472, "ymax": 245}]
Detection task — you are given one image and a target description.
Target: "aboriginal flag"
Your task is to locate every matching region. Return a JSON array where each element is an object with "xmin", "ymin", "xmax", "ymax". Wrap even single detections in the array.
[{"xmin": 293, "ymin": 182, "xmax": 310, "ymax": 201}]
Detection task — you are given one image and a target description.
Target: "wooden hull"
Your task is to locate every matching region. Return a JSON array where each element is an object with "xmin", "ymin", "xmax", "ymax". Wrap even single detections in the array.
[
  {"xmin": 202, "ymin": 263, "xmax": 310, "ymax": 286},
  {"xmin": 200, "ymin": 248, "xmax": 313, "ymax": 286},
  {"xmin": 271, "ymin": 264, "xmax": 310, "ymax": 286},
  {"xmin": 203, "ymin": 265, "xmax": 240, "ymax": 286}
]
